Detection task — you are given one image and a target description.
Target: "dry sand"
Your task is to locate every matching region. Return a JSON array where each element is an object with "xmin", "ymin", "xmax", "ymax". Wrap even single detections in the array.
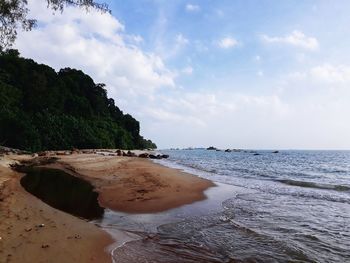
[{"xmin": 0, "ymin": 152, "xmax": 214, "ymax": 262}]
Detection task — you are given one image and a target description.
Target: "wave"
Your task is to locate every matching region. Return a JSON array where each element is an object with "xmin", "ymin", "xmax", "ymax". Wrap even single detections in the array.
[{"xmin": 277, "ymin": 179, "xmax": 350, "ymax": 192}]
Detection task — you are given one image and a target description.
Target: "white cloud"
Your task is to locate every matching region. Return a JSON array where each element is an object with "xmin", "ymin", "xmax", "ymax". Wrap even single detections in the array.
[
  {"xmin": 310, "ymin": 64, "xmax": 350, "ymax": 83},
  {"xmin": 262, "ymin": 30, "xmax": 319, "ymax": 50},
  {"xmin": 287, "ymin": 64, "xmax": 350, "ymax": 84},
  {"xmin": 185, "ymin": 4, "xmax": 200, "ymax": 12},
  {"xmin": 218, "ymin": 37, "xmax": 239, "ymax": 49},
  {"xmin": 16, "ymin": 0, "xmax": 175, "ymax": 99},
  {"xmin": 14, "ymin": 0, "xmax": 350, "ymax": 150},
  {"xmin": 181, "ymin": 66, "xmax": 193, "ymax": 75},
  {"xmin": 127, "ymin": 35, "xmax": 144, "ymax": 44},
  {"xmin": 155, "ymin": 33, "xmax": 189, "ymax": 60},
  {"xmin": 175, "ymin": 34, "xmax": 189, "ymax": 45}
]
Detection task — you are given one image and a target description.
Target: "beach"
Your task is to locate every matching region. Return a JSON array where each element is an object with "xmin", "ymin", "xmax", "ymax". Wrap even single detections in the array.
[
  {"xmin": 2, "ymin": 150, "xmax": 348, "ymax": 262},
  {"xmin": 0, "ymin": 152, "xmax": 214, "ymax": 263},
  {"xmin": 49, "ymin": 154, "xmax": 215, "ymax": 213}
]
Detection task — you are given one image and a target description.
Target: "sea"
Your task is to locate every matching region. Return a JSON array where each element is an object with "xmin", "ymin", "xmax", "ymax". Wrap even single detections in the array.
[{"xmin": 96, "ymin": 149, "xmax": 350, "ymax": 263}]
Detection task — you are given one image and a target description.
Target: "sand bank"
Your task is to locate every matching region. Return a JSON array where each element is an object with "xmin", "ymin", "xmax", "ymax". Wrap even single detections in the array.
[
  {"xmin": 0, "ymin": 152, "xmax": 214, "ymax": 262},
  {"xmin": 48, "ymin": 154, "xmax": 215, "ymax": 213}
]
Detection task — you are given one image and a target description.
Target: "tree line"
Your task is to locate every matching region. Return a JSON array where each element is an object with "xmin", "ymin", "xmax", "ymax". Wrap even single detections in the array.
[{"xmin": 0, "ymin": 49, "xmax": 157, "ymax": 151}]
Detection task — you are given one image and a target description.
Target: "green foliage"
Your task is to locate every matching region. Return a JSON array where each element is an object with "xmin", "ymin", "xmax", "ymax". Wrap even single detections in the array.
[{"xmin": 0, "ymin": 50, "xmax": 157, "ymax": 151}]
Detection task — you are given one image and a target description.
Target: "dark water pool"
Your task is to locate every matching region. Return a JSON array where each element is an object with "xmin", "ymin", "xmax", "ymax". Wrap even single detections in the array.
[{"xmin": 20, "ymin": 167, "xmax": 104, "ymax": 220}]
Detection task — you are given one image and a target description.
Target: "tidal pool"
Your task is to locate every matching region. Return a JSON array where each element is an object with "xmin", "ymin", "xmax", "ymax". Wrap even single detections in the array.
[{"xmin": 20, "ymin": 167, "xmax": 104, "ymax": 220}]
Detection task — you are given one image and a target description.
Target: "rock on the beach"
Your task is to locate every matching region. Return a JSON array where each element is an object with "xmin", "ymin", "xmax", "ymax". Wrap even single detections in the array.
[
  {"xmin": 138, "ymin": 153, "xmax": 149, "ymax": 158},
  {"xmin": 148, "ymin": 154, "xmax": 157, "ymax": 159},
  {"xmin": 149, "ymin": 154, "xmax": 163, "ymax": 159},
  {"xmin": 127, "ymin": 151, "xmax": 137, "ymax": 157}
]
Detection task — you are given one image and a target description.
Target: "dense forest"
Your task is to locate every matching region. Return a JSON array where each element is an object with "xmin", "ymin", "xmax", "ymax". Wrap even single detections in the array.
[{"xmin": 0, "ymin": 50, "xmax": 157, "ymax": 152}]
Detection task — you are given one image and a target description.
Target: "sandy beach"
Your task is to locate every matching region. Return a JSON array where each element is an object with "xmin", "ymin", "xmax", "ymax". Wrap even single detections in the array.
[
  {"xmin": 49, "ymin": 154, "xmax": 215, "ymax": 213},
  {"xmin": 0, "ymin": 152, "xmax": 214, "ymax": 263}
]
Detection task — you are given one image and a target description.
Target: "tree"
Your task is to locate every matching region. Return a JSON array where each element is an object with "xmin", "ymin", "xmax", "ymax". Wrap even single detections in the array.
[
  {"xmin": 0, "ymin": 0, "xmax": 109, "ymax": 51},
  {"xmin": 0, "ymin": 50, "xmax": 157, "ymax": 151}
]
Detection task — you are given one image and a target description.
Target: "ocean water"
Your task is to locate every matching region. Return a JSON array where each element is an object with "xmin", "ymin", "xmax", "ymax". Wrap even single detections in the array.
[{"xmin": 97, "ymin": 150, "xmax": 350, "ymax": 263}]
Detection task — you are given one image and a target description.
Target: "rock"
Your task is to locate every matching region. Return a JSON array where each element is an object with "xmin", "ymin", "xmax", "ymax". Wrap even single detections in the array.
[
  {"xmin": 31, "ymin": 153, "xmax": 38, "ymax": 157},
  {"xmin": 41, "ymin": 244, "xmax": 50, "ymax": 248},
  {"xmin": 37, "ymin": 151, "xmax": 48, "ymax": 157},
  {"xmin": 127, "ymin": 151, "xmax": 136, "ymax": 157},
  {"xmin": 149, "ymin": 154, "xmax": 158, "ymax": 159},
  {"xmin": 225, "ymin": 149, "xmax": 232, "ymax": 152},
  {"xmin": 37, "ymin": 223, "xmax": 45, "ymax": 228},
  {"xmin": 148, "ymin": 154, "xmax": 168, "ymax": 159},
  {"xmin": 207, "ymin": 146, "xmax": 217, "ymax": 150},
  {"xmin": 116, "ymin": 150, "xmax": 122, "ymax": 156},
  {"xmin": 272, "ymin": 151, "xmax": 279, "ymax": 154},
  {"xmin": 253, "ymin": 153, "xmax": 260, "ymax": 156},
  {"xmin": 138, "ymin": 153, "xmax": 149, "ymax": 158}
]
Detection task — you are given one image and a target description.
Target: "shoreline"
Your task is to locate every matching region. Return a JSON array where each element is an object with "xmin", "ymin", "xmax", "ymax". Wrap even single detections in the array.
[
  {"xmin": 49, "ymin": 154, "xmax": 215, "ymax": 214},
  {"xmin": 0, "ymin": 151, "xmax": 215, "ymax": 262}
]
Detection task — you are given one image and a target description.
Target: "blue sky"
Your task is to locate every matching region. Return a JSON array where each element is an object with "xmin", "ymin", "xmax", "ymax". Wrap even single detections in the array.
[{"xmin": 15, "ymin": 0, "xmax": 350, "ymax": 149}]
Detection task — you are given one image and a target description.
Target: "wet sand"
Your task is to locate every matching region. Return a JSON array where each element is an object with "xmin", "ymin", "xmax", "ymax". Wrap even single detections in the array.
[
  {"xmin": 0, "ymin": 152, "xmax": 214, "ymax": 262},
  {"xmin": 48, "ymin": 154, "xmax": 215, "ymax": 213}
]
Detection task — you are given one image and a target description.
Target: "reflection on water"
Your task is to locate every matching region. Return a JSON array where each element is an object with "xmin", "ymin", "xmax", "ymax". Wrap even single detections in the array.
[{"xmin": 20, "ymin": 167, "xmax": 104, "ymax": 220}]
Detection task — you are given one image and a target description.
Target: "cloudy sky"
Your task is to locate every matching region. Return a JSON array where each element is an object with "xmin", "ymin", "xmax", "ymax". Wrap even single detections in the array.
[{"xmin": 15, "ymin": 0, "xmax": 350, "ymax": 149}]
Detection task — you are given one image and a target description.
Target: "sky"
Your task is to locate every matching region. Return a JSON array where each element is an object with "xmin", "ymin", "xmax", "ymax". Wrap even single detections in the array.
[{"xmin": 15, "ymin": 0, "xmax": 350, "ymax": 149}]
